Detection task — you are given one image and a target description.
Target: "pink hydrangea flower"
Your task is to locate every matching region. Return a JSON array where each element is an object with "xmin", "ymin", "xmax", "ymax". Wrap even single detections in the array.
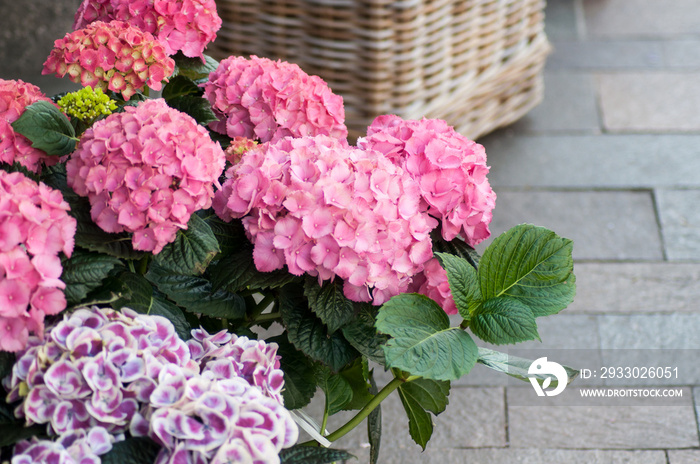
[
  {"xmin": 0, "ymin": 170, "xmax": 76, "ymax": 352},
  {"xmin": 43, "ymin": 20, "xmax": 175, "ymax": 100},
  {"xmin": 409, "ymin": 257, "xmax": 457, "ymax": 315},
  {"xmin": 3, "ymin": 306, "xmax": 297, "ymax": 464},
  {"xmin": 0, "ymin": 79, "xmax": 61, "ymax": 173},
  {"xmin": 66, "ymin": 99, "xmax": 225, "ymax": 253},
  {"xmin": 203, "ymin": 56, "xmax": 347, "ymax": 144},
  {"xmin": 73, "ymin": 0, "xmax": 222, "ymax": 60},
  {"xmin": 359, "ymin": 115, "xmax": 497, "ymax": 247},
  {"xmin": 214, "ymin": 135, "xmax": 438, "ymax": 305}
]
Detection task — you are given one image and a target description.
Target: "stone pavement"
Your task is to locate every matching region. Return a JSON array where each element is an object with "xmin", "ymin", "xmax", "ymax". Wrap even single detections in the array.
[
  {"xmin": 334, "ymin": 1, "xmax": 700, "ymax": 462},
  {"xmin": 3, "ymin": 0, "xmax": 700, "ymax": 463}
]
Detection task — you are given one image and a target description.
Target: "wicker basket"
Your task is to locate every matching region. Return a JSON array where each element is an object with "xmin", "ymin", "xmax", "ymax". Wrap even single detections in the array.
[{"xmin": 210, "ymin": 0, "xmax": 550, "ymax": 139}]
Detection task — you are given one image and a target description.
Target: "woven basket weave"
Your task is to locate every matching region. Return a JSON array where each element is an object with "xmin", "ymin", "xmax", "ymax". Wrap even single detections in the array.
[{"xmin": 210, "ymin": 0, "xmax": 550, "ymax": 139}]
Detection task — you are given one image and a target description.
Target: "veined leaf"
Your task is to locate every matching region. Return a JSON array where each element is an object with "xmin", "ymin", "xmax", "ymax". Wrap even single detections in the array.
[
  {"xmin": 304, "ymin": 277, "xmax": 356, "ymax": 334},
  {"xmin": 376, "ymin": 294, "xmax": 478, "ymax": 381},
  {"xmin": 470, "ymin": 297, "xmax": 540, "ymax": 345},
  {"xmin": 338, "ymin": 358, "xmax": 374, "ymax": 411},
  {"xmin": 153, "ymin": 214, "xmax": 219, "ymax": 275},
  {"xmin": 162, "ymin": 75, "xmax": 202, "ymax": 100},
  {"xmin": 61, "ymin": 249, "xmax": 123, "ymax": 305},
  {"xmin": 173, "ymin": 53, "xmax": 220, "ymax": 80},
  {"xmin": 279, "ymin": 446, "xmax": 355, "ymax": 464},
  {"xmin": 397, "ymin": 383, "xmax": 433, "ymax": 450},
  {"xmin": 113, "ymin": 271, "xmax": 154, "ymax": 314},
  {"xmin": 150, "ymin": 293, "xmax": 192, "ymax": 340},
  {"xmin": 166, "ymin": 95, "xmax": 218, "ymax": 126},
  {"xmin": 398, "ymin": 378, "xmax": 450, "ymax": 415},
  {"xmin": 271, "ymin": 335, "xmax": 317, "ymax": 410},
  {"xmin": 434, "ymin": 252, "xmax": 481, "ymax": 320},
  {"xmin": 11, "ymin": 100, "xmax": 76, "ymax": 156},
  {"xmin": 479, "ymin": 224, "xmax": 575, "ymax": 318},
  {"xmin": 477, "ymin": 347, "xmax": 580, "ymax": 387},
  {"xmin": 316, "ymin": 367, "xmax": 353, "ymax": 416},
  {"xmin": 210, "ymin": 245, "xmax": 299, "ymax": 293}
]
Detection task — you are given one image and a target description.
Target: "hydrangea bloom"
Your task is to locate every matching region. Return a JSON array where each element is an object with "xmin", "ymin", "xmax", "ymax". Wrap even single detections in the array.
[
  {"xmin": 0, "ymin": 79, "xmax": 60, "ymax": 173},
  {"xmin": 12, "ymin": 427, "xmax": 116, "ymax": 464},
  {"xmin": 66, "ymin": 99, "xmax": 226, "ymax": 253},
  {"xmin": 57, "ymin": 86, "xmax": 118, "ymax": 123},
  {"xmin": 204, "ymin": 56, "xmax": 347, "ymax": 144},
  {"xmin": 224, "ymin": 136, "xmax": 258, "ymax": 165},
  {"xmin": 43, "ymin": 20, "xmax": 174, "ymax": 100},
  {"xmin": 0, "ymin": 170, "xmax": 76, "ymax": 352},
  {"xmin": 73, "ymin": 0, "xmax": 222, "ymax": 60},
  {"xmin": 359, "ymin": 115, "xmax": 497, "ymax": 247},
  {"xmin": 410, "ymin": 257, "xmax": 457, "ymax": 315},
  {"xmin": 214, "ymin": 135, "xmax": 437, "ymax": 304},
  {"xmin": 4, "ymin": 306, "xmax": 296, "ymax": 464}
]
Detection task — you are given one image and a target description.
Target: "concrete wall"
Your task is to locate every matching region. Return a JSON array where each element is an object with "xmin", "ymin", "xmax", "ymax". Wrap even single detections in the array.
[{"xmin": 0, "ymin": 0, "xmax": 81, "ymax": 95}]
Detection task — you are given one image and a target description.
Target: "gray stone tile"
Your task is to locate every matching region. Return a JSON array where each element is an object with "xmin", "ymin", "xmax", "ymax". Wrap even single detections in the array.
[
  {"xmin": 508, "ymin": 387, "xmax": 699, "ymax": 448},
  {"xmin": 478, "ymin": 190, "xmax": 663, "ymax": 260},
  {"xmin": 668, "ymin": 450, "xmax": 700, "ymax": 464},
  {"xmin": 544, "ymin": 0, "xmax": 580, "ymax": 41},
  {"xmin": 343, "ymin": 448, "xmax": 668, "ymax": 464},
  {"xmin": 477, "ymin": 134, "xmax": 700, "ymax": 189},
  {"xmin": 664, "ymin": 40, "xmax": 700, "ymax": 69},
  {"xmin": 547, "ymin": 40, "xmax": 665, "ymax": 70},
  {"xmin": 598, "ymin": 73, "xmax": 700, "ymax": 132},
  {"xmin": 568, "ymin": 263, "xmax": 700, "ymax": 314},
  {"xmin": 656, "ymin": 189, "xmax": 700, "ymax": 261},
  {"xmin": 583, "ymin": 0, "xmax": 700, "ymax": 38},
  {"xmin": 599, "ymin": 314, "xmax": 700, "ymax": 350},
  {"xmin": 509, "ymin": 72, "xmax": 599, "ymax": 133}
]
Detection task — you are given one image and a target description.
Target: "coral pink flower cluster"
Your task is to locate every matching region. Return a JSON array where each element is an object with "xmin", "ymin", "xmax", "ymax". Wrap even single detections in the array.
[
  {"xmin": 66, "ymin": 99, "xmax": 225, "ymax": 253},
  {"xmin": 0, "ymin": 79, "xmax": 59, "ymax": 174},
  {"xmin": 0, "ymin": 171, "xmax": 76, "ymax": 352},
  {"xmin": 204, "ymin": 56, "xmax": 348, "ymax": 144},
  {"xmin": 4, "ymin": 307, "xmax": 297, "ymax": 464},
  {"xmin": 43, "ymin": 20, "xmax": 174, "ymax": 100},
  {"xmin": 359, "ymin": 115, "xmax": 497, "ymax": 246},
  {"xmin": 214, "ymin": 135, "xmax": 438, "ymax": 305},
  {"xmin": 74, "ymin": 0, "xmax": 221, "ymax": 60}
]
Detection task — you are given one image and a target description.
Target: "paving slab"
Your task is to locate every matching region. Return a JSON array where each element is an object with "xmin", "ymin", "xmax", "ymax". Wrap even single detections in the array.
[
  {"xmin": 478, "ymin": 190, "xmax": 663, "ymax": 260},
  {"xmin": 477, "ymin": 134, "xmax": 700, "ymax": 189},
  {"xmin": 598, "ymin": 73, "xmax": 700, "ymax": 132},
  {"xmin": 342, "ymin": 448, "xmax": 668, "ymax": 464},
  {"xmin": 668, "ymin": 450, "xmax": 700, "ymax": 464},
  {"xmin": 508, "ymin": 387, "xmax": 699, "ymax": 449},
  {"xmin": 547, "ymin": 40, "xmax": 665, "ymax": 70},
  {"xmin": 656, "ymin": 189, "xmax": 700, "ymax": 261},
  {"xmin": 544, "ymin": 0, "xmax": 580, "ymax": 40},
  {"xmin": 583, "ymin": 0, "xmax": 700, "ymax": 38},
  {"xmin": 663, "ymin": 40, "xmax": 700, "ymax": 69},
  {"xmin": 509, "ymin": 72, "xmax": 599, "ymax": 134},
  {"xmin": 568, "ymin": 263, "xmax": 700, "ymax": 314},
  {"xmin": 599, "ymin": 314, "xmax": 700, "ymax": 350}
]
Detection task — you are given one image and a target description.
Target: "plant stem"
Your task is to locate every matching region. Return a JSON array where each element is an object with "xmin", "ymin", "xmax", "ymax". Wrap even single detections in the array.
[
  {"xmin": 460, "ymin": 319, "xmax": 470, "ymax": 330},
  {"xmin": 138, "ymin": 255, "xmax": 150, "ymax": 275},
  {"xmin": 320, "ymin": 403, "xmax": 329, "ymax": 436},
  {"xmin": 253, "ymin": 312, "xmax": 281, "ymax": 324},
  {"xmin": 128, "ymin": 260, "xmax": 136, "ymax": 273},
  {"xmin": 221, "ymin": 318, "xmax": 229, "ymax": 330},
  {"xmin": 251, "ymin": 293, "xmax": 276, "ymax": 320}
]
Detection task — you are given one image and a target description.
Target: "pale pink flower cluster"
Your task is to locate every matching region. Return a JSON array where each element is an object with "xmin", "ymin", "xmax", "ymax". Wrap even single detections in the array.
[
  {"xmin": 73, "ymin": 0, "xmax": 222, "ymax": 60},
  {"xmin": 66, "ymin": 99, "xmax": 225, "ymax": 254},
  {"xmin": 43, "ymin": 20, "xmax": 174, "ymax": 100},
  {"xmin": 0, "ymin": 171, "xmax": 76, "ymax": 352},
  {"xmin": 359, "ymin": 115, "xmax": 496, "ymax": 247},
  {"xmin": 204, "ymin": 56, "xmax": 347, "ymax": 144},
  {"xmin": 214, "ymin": 135, "xmax": 438, "ymax": 305},
  {"xmin": 4, "ymin": 306, "xmax": 296, "ymax": 464},
  {"xmin": 12, "ymin": 427, "xmax": 116, "ymax": 464},
  {"xmin": 0, "ymin": 79, "xmax": 60, "ymax": 174}
]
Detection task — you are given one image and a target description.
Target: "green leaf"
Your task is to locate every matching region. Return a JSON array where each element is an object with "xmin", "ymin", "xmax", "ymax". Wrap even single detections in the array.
[
  {"xmin": 113, "ymin": 271, "xmax": 154, "ymax": 313},
  {"xmin": 271, "ymin": 335, "xmax": 317, "ymax": 410},
  {"xmin": 202, "ymin": 215, "xmax": 247, "ymax": 255},
  {"xmin": 279, "ymin": 284, "xmax": 359, "ymax": 372},
  {"xmin": 367, "ymin": 370, "xmax": 381, "ymax": 464},
  {"xmin": 162, "ymin": 75, "xmax": 202, "ymax": 100},
  {"xmin": 304, "ymin": 277, "xmax": 356, "ymax": 334},
  {"xmin": 146, "ymin": 264, "xmax": 245, "ymax": 320},
  {"xmin": 153, "ymin": 214, "xmax": 220, "ymax": 275},
  {"xmin": 341, "ymin": 304, "xmax": 388, "ymax": 365},
  {"xmin": 477, "ymin": 347, "xmax": 580, "ymax": 387},
  {"xmin": 434, "ymin": 252, "xmax": 482, "ymax": 320},
  {"xmin": 480, "ymin": 224, "xmax": 576, "ymax": 318},
  {"xmin": 11, "ymin": 101, "xmax": 76, "ymax": 156},
  {"xmin": 470, "ymin": 297, "xmax": 539, "ymax": 345},
  {"xmin": 0, "ymin": 401, "xmax": 45, "ymax": 447},
  {"xmin": 209, "ymin": 243, "xmax": 299, "ymax": 293},
  {"xmin": 76, "ymin": 275, "xmax": 126, "ymax": 308},
  {"xmin": 0, "ymin": 352, "xmax": 15, "ymax": 381},
  {"xmin": 397, "ymin": 383, "xmax": 433, "ymax": 450},
  {"xmin": 173, "ymin": 53, "xmax": 220, "ymax": 80},
  {"xmin": 61, "ymin": 249, "xmax": 123, "ymax": 305},
  {"xmin": 376, "ymin": 294, "xmax": 478, "ymax": 381},
  {"xmin": 100, "ymin": 437, "xmax": 160, "ymax": 464},
  {"xmin": 317, "ymin": 367, "xmax": 353, "ymax": 416},
  {"xmin": 398, "ymin": 378, "xmax": 450, "ymax": 415},
  {"xmin": 431, "ymin": 230, "xmax": 480, "ymax": 269},
  {"xmin": 338, "ymin": 358, "xmax": 374, "ymax": 411},
  {"xmin": 0, "ymin": 161, "xmax": 39, "ymax": 181},
  {"xmin": 166, "ymin": 95, "xmax": 218, "ymax": 126},
  {"xmin": 279, "ymin": 445, "xmax": 355, "ymax": 464},
  {"xmin": 150, "ymin": 293, "xmax": 192, "ymax": 340}
]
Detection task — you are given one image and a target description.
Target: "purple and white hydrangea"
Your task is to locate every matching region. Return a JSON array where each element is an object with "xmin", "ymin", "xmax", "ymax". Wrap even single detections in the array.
[{"xmin": 3, "ymin": 306, "xmax": 297, "ymax": 464}]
